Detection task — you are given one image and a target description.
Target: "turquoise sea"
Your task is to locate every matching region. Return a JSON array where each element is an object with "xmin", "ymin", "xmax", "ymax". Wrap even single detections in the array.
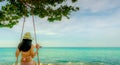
[{"xmin": 0, "ymin": 47, "xmax": 120, "ymax": 65}]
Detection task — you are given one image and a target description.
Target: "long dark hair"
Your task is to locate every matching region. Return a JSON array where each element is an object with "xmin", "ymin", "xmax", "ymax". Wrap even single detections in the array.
[{"xmin": 18, "ymin": 39, "xmax": 32, "ymax": 52}]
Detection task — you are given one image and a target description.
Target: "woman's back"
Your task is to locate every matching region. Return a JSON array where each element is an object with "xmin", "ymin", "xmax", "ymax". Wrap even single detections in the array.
[{"xmin": 21, "ymin": 45, "xmax": 35, "ymax": 62}]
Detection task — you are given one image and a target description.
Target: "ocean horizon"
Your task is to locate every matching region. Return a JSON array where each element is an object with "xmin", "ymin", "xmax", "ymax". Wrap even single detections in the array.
[{"xmin": 0, "ymin": 47, "xmax": 120, "ymax": 65}]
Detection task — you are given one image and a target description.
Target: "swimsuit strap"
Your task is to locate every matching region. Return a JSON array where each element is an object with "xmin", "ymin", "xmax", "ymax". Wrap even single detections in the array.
[{"xmin": 22, "ymin": 56, "xmax": 31, "ymax": 62}]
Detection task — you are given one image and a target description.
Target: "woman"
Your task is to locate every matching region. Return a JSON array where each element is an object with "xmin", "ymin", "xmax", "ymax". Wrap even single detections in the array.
[{"xmin": 15, "ymin": 32, "xmax": 40, "ymax": 65}]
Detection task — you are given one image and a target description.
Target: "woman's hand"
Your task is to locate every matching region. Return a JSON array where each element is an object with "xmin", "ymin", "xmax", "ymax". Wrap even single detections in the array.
[{"xmin": 36, "ymin": 43, "xmax": 40, "ymax": 50}]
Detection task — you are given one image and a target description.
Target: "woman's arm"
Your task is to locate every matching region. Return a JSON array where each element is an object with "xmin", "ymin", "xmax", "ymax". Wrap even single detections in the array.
[
  {"xmin": 15, "ymin": 49, "xmax": 20, "ymax": 65},
  {"xmin": 30, "ymin": 44, "xmax": 39, "ymax": 58},
  {"xmin": 16, "ymin": 49, "xmax": 20, "ymax": 58},
  {"xmin": 15, "ymin": 49, "xmax": 20, "ymax": 62}
]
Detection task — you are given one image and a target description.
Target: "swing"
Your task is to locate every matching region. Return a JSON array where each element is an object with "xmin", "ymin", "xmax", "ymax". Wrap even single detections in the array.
[{"xmin": 14, "ymin": 14, "xmax": 40, "ymax": 65}]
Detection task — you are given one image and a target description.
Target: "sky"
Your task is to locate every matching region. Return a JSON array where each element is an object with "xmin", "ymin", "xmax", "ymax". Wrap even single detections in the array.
[{"xmin": 0, "ymin": 0, "xmax": 120, "ymax": 47}]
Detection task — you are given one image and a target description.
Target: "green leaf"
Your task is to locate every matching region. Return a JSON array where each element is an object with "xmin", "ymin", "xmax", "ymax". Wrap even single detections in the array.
[{"xmin": 0, "ymin": 0, "xmax": 79, "ymax": 28}]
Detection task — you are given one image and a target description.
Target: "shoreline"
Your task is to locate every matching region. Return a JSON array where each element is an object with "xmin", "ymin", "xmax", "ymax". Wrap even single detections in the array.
[{"xmin": 12, "ymin": 62, "xmax": 107, "ymax": 65}]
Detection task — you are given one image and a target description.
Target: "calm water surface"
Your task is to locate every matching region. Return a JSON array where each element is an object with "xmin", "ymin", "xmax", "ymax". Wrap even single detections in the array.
[{"xmin": 0, "ymin": 47, "xmax": 120, "ymax": 65}]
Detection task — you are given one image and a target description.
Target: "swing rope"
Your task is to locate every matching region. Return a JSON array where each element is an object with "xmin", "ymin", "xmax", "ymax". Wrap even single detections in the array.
[
  {"xmin": 32, "ymin": 13, "xmax": 40, "ymax": 65},
  {"xmin": 20, "ymin": 16, "xmax": 26, "ymax": 42}
]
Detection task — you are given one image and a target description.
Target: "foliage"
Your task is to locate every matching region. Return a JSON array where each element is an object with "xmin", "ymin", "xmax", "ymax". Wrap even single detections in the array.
[{"xmin": 0, "ymin": 0, "xmax": 79, "ymax": 28}]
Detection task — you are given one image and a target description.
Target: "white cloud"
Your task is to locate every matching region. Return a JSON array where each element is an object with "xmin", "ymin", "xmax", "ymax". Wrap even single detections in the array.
[
  {"xmin": 38, "ymin": 30, "xmax": 59, "ymax": 36},
  {"xmin": 12, "ymin": 16, "xmax": 80, "ymax": 36},
  {"xmin": 78, "ymin": 0, "xmax": 120, "ymax": 13}
]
